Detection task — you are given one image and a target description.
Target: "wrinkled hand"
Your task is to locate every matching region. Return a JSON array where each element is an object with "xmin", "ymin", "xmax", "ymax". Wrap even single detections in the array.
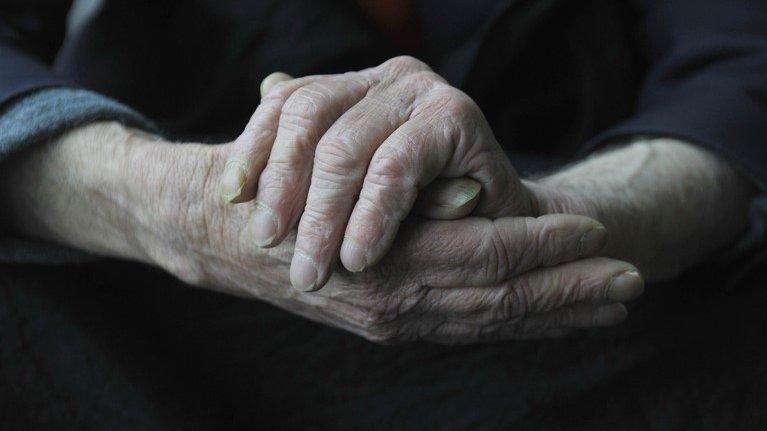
[
  {"xmin": 0, "ymin": 122, "xmax": 644, "ymax": 345},
  {"xmin": 139, "ymin": 138, "xmax": 643, "ymax": 344},
  {"xmin": 191, "ymin": 173, "xmax": 642, "ymax": 343},
  {"xmin": 219, "ymin": 56, "xmax": 537, "ymax": 291}
]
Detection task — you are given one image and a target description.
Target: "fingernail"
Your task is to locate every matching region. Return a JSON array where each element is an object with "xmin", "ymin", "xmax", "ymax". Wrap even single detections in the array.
[
  {"xmin": 444, "ymin": 180, "xmax": 481, "ymax": 209},
  {"xmin": 607, "ymin": 270, "xmax": 644, "ymax": 302},
  {"xmin": 592, "ymin": 303, "xmax": 628, "ymax": 326},
  {"xmin": 290, "ymin": 251, "xmax": 318, "ymax": 292},
  {"xmin": 424, "ymin": 179, "xmax": 481, "ymax": 210},
  {"xmin": 578, "ymin": 225, "xmax": 608, "ymax": 256},
  {"xmin": 220, "ymin": 159, "xmax": 247, "ymax": 203},
  {"xmin": 252, "ymin": 202, "xmax": 278, "ymax": 247},
  {"xmin": 341, "ymin": 237, "xmax": 367, "ymax": 272}
]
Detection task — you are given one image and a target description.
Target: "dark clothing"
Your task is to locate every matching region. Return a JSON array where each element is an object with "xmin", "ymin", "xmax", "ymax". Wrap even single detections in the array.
[
  {"xmin": 4, "ymin": 258, "xmax": 767, "ymax": 430},
  {"xmin": 1, "ymin": 0, "xmax": 767, "ymax": 429},
  {"xmin": 2, "ymin": 0, "xmax": 767, "ymax": 173}
]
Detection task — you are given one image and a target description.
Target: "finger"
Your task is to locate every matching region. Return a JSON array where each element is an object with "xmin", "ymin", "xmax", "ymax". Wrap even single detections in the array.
[
  {"xmin": 465, "ymin": 303, "xmax": 627, "ymax": 342},
  {"xmin": 512, "ymin": 257, "xmax": 643, "ymax": 314},
  {"xmin": 412, "ymin": 178, "xmax": 481, "ymax": 219},
  {"xmin": 250, "ymin": 73, "xmax": 373, "ymax": 248},
  {"xmin": 421, "ymin": 303, "xmax": 626, "ymax": 344},
  {"xmin": 219, "ymin": 75, "xmax": 320, "ymax": 203},
  {"xmin": 290, "ymin": 69, "xmax": 435, "ymax": 291},
  {"xmin": 419, "ymin": 257, "xmax": 641, "ymax": 325},
  {"xmin": 340, "ymin": 94, "xmax": 528, "ymax": 272},
  {"xmin": 420, "ymin": 321, "xmax": 573, "ymax": 345},
  {"xmin": 260, "ymin": 72, "xmax": 294, "ymax": 97},
  {"xmin": 517, "ymin": 302, "xmax": 629, "ymax": 332},
  {"xmin": 388, "ymin": 214, "xmax": 609, "ymax": 287}
]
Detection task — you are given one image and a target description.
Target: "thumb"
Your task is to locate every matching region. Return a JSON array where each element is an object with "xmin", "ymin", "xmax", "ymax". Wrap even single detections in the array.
[
  {"xmin": 413, "ymin": 178, "xmax": 481, "ymax": 220},
  {"xmin": 260, "ymin": 72, "xmax": 294, "ymax": 98}
]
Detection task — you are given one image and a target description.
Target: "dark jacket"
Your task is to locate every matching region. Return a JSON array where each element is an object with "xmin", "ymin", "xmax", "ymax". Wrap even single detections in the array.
[{"xmin": 2, "ymin": 0, "xmax": 766, "ymax": 175}]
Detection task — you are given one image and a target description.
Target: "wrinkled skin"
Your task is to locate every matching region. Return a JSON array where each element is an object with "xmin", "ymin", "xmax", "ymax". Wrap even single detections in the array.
[
  {"xmin": 142, "ymin": 140, "xmax": 639, "ymax": 344},
  {"xmin": 16, "ymin": 52, "xmax": 756, "ymax": 344},
  {"xmin": 220, "ymin": 56, "xmax": 544, "ymax": 292}
]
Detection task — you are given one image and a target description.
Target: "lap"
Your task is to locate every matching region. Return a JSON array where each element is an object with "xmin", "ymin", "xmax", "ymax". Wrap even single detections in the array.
[{"xmin": 1, "ymin": 260, "xmax": 765, "ymax": 430}]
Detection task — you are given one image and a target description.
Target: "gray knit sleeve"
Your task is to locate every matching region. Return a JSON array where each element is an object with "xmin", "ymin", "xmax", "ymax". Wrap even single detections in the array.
[{"xmin": 0, "ymin": 87, "xmax": 157, "ymax": 264}]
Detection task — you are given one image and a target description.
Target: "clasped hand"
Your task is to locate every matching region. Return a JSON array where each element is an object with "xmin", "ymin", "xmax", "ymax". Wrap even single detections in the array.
[{"xmin": 201, "ymin": 56, "xmax": 643, "ymax": 342}]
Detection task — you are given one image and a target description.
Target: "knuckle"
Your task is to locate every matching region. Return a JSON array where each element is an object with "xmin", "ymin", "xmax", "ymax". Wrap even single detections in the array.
[
  {"xmin": 403, "ymin": 70, "xmax": 446, "ymax": 93},
  {"xmin": 310, "ymin": 170, "xmax": 353, "ymax": 195},
  {"xmin": 383, "ymin": 55, "xmax": 431, "ymax": 74},
  {"xmin": 356, "ymin": 182, "xmax": 412, "ymax": 229},
  {"xmin": 276, "ymin": 119, "xmax": 316, "ymax": 156},
  {"xmin": 297, "ymin": 207, "xmax": 332, "ymax": 240},
  {"xmin": 434, "ymin": 88, "xmax": 478, "ymax": 120},
  {"xmin": 282, "ymin": 86, "xmax": 325, "ymax": 122},
  {"xmin": 314, "ymin": 139, "xmax": 360, "ymax": 181},
  {"xmin": 257, "ymin": 161, "xmax": 293, "ymax": 191},
  {"xmin": 259, "ymin": 154, "xmax": 310, "ymax": 191},
  {"xmin": 521, "ymin": 217, "xmax": 553, "ymax": 267},
  {"xmin": 368, "ymin": 146, "xmax": 414, "ymax": 185},
  {"xmin": 481, "ymin": 220, "xmax": 515, "ymax": 283},
  {"xmin": 314, "ymin": 134, "xmax": 361, "ymax": 171},
  {"xmin": 263, "ymin": 80, "xmax": 294, "ymax": 101},
  {"xmin": 355, "ymin": 190, "xmax": 391, "ymax": 221}
]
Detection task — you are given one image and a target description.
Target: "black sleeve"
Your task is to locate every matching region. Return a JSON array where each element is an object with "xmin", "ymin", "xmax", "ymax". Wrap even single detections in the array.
[
  {"xmin": 0, "ymin": 1, "xmax": 73, "ymax": 106},
  {"xmin": 0, "ymin": 1, "xmax": 155, "ymax": 164},
  {"xmin": 585, "ymin": 0, "xmax": 767, "ymax": 187}
]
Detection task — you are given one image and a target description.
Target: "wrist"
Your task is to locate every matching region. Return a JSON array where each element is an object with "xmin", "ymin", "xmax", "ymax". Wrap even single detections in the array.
[
  {"xmin": 0, "ymin": 123, "xmax": 151, "ymax": 259},
  {"xmin": 117, "ymin": 129, "xmax": 226, "ymax": 284},
  {"xmin": 524, "ymin": 174, "xmax": 628, "ymax": 263},
  {"xmin": 123, "ymin": 131, "xmax": 280, "ymax": 292},
  {"xmin": 0, "ymin": 122, "xmax": 212, "ymax": 272},
  {"xmin": 524, "ymin": 179, "xmax": 601, "ymax": 221},
  {"xmin": 525, "ymin": 138, "xmax": 757, "ymax": 280},
  {"xmin": 140, "ymin": 139, "xmax": 292, "ymax": 296}
]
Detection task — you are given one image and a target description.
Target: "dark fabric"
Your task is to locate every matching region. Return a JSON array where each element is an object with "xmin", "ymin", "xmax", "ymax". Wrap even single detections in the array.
[
  {"xmin": 0, "ymin": 0, "xmax": 71, "ymax": 107},
  {"xmin": 463, "ymin": 0, "xmax": 644, "ymax": 163},
  {"xmin": 1, "ymin": 0, "xmax": 765, "ymax": 171},
  {"xmin": 583, "ymin": 0, "xmax": 767, "ymax": 188},
  {"xmin": 2, "ymin": 260, "xmax": 767, "ymax": 430},
  {"xmin": 52, "ymin": 0, "xmax": 397, "ymax": 142},
  {"xmin": 0, "ymin": 88, "xmax": 154, "ymax": 163}
]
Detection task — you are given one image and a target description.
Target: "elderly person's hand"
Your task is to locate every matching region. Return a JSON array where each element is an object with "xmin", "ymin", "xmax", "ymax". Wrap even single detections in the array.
[
  {"xmin": 219, "ymin": 56, "xmax": 545, "ymax": 291},
  {"xmin": 0, "ymin": 122, "xmax": 642, "ymax": 344},
  {"xmin": 189, "ymin": 200, "xmax": 640, "ymax": 344},
  {"xmin": 0, "ymin": 98, "xmax": 751, "ymax": 344},
  {"xmin": 219, "ymin": 56, "xmax": 755, "ymax": 290}
]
